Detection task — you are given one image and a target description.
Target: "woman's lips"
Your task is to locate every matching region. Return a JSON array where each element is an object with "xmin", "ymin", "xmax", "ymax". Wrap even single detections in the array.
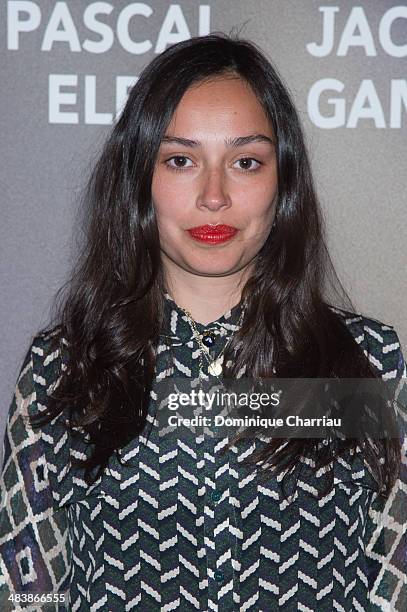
[{"xmin": 187, "ymin": 224, "xmax": 238, "ymax": 244}]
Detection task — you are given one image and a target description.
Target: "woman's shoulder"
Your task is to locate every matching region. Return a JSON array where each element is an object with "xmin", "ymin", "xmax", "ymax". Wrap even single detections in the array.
[
  {"xmin": 328, "ymin": 304, "xmax": 399, "ymax": 337},
  {"xmin": 327, "ymin": 304, "xmax": 405, "ymax": 379},
  {"xmin": 28, "ymin": 324, "xmax": 68, "ymax": 389},
  {"xmin": 31, "ymin": 324, "xmax": 65, "ymax": 349}
]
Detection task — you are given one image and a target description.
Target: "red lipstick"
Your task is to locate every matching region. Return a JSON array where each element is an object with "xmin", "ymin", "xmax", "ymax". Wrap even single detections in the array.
[{"xmin": 187, "ymin": 224, "xmax": 238, "ymax": 244}]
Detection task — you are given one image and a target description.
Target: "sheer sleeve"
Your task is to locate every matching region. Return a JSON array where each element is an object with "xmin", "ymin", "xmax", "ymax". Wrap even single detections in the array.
[
  {"xmin": 0, "ymin": 343, "xmax": 71, "ymax": 611},
  {"xmin": 365, "ymin": 330, "xmax": 407, "ymax": 611}
]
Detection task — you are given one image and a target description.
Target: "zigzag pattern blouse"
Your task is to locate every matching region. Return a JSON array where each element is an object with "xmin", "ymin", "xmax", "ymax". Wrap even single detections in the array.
[{"xmin": 0, "ymin": 294, "xmax": 406, "ymax": 611}]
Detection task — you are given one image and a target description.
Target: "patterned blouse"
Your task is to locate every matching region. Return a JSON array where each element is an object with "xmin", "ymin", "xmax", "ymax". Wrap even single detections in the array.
[{"xmin": 0, "ymin": 293, "xmax": 406, "ymax": 611}]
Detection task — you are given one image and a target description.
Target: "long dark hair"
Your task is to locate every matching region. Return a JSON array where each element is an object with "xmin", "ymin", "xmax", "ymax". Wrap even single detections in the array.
[{"xmin": 30, "ymin": 32, "xmax": 401, "ymax": 497}]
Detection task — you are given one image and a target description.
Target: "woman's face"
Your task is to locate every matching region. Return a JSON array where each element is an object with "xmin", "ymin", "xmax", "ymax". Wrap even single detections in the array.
[{"xmin": 151, "ymin": 75, "xmax": 278, "ymax": 279}]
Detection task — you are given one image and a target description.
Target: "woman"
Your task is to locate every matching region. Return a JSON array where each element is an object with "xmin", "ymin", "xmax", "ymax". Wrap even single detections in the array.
[{"xmin": 0, "ymin": 33, "xmax": 405, "ymax": 611}]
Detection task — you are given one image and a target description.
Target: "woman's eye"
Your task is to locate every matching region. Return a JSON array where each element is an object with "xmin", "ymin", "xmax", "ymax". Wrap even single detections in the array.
[
  {"xmin": 165, "ymin": 156, "xmax": 193, "ymax": 170},
  {"xmin": 234, "ymin": 157, "xmax": 262, "ymax": 172}
]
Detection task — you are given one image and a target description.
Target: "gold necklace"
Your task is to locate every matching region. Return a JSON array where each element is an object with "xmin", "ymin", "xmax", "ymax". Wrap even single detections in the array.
[{"xmin": 180, "ymin": 305, "xmax": 246, "ymax": 379}]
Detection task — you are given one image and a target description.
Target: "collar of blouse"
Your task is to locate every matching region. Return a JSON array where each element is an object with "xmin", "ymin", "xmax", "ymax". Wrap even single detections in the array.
[{"xmin": 161, "ymin": 291, "xmax": 245, "ymax": 346}]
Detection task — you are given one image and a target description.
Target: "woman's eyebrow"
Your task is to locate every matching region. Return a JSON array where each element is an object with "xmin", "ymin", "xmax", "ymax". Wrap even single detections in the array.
[{"xmin": 160, "ymin": 134, "xmax": 275, "ymax": 148}]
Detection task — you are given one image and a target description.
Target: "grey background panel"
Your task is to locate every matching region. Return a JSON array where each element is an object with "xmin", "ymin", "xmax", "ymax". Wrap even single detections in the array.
[{"xmin": 1, "ymin": 1, "xmax": 406, "ymax": 459}]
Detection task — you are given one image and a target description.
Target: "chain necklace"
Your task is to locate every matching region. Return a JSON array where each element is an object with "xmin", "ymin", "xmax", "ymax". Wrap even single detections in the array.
[{"xmin": 179, "ymin": 303, "xmax": 246, "ymax": 381}]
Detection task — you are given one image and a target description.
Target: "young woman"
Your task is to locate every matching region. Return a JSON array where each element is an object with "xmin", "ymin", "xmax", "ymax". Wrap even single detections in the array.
[{"xmin": 0, "ymin": 34, "xmax": 405, "ymax": 611}]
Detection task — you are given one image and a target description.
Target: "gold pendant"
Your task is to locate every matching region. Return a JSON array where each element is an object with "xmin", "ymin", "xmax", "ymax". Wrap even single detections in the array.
[{"xmin": 208, "ymin": 356, "xmax": 223, "ymax": 377}]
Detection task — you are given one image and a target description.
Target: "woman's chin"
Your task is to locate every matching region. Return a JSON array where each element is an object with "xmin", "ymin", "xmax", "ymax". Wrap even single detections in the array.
[
  {"xmin": 161, "ymin": 247, "xmax": 253, "ymax": 276},
  {"xmin": 182, "ymin": 256, "xmax": 249, "ymax": 277}
]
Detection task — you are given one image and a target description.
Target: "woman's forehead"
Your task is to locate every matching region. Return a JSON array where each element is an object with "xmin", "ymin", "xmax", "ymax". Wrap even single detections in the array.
[{"xmin": 166, "ymin": 78, "xmax": 273, "ymax": 137}]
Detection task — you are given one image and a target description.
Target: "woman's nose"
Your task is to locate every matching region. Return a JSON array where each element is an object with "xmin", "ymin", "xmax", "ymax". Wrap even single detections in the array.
[{"xmin": 196, "ymin": 168, "xmax": 231, "ymax": 212}]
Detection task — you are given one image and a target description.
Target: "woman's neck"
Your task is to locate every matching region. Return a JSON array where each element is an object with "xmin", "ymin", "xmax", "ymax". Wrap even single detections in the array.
[{"xmin": 163, "ymin": 262, "xmax": 251, "ymax": 326}]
